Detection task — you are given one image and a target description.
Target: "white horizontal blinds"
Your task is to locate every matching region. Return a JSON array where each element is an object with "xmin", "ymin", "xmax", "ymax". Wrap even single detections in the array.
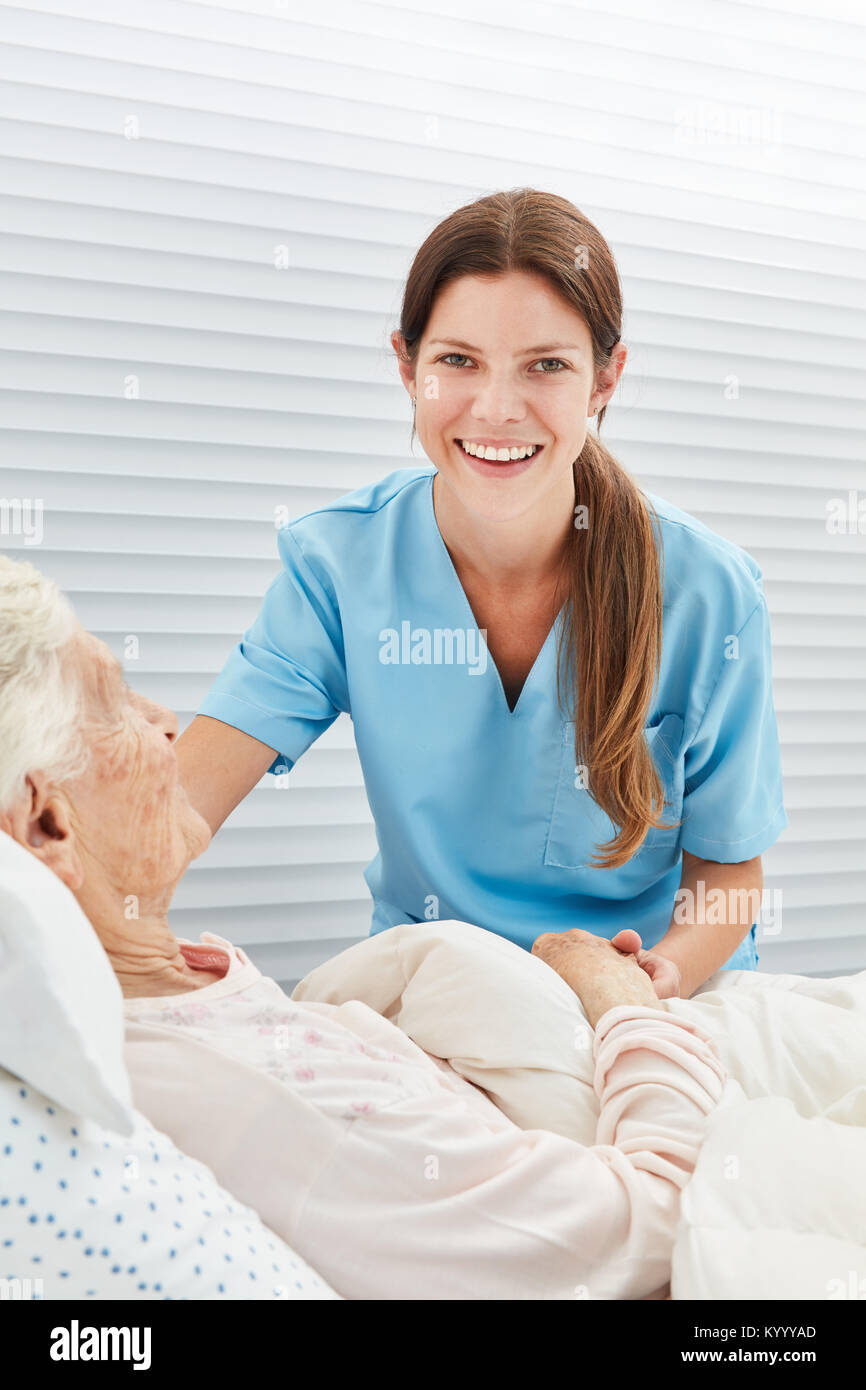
[{"xmin": 0, "ymin": 0, "xmax": 864, "ymax": 985}]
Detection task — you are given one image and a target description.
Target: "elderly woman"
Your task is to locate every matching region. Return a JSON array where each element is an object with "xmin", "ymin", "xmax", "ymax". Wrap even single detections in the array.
[{"xmin": 0, "ymin": 554, "xmax": 727, "ymax": 1301}]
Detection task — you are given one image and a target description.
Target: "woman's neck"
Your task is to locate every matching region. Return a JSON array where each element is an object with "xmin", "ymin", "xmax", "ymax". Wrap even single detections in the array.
[
  {"xmin": 432, "ymin": 468, "xmax": 575, "ymax": 593},
  {"xmin": 74, "ymin": 877, "xmax": 224, "ymax": 998},
  {"xmin": 115, "ymin": 940, "xmax": 226, "ymax": 998}
]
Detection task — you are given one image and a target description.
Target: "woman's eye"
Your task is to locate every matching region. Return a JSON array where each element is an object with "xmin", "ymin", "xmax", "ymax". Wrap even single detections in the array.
[
  {"xmin": 436, "ymin": 353, "xmax": 568, "ymax": 372},
  {"xmin": 440, "ymin": 353, "xmax": 471, "ymax": 367}
]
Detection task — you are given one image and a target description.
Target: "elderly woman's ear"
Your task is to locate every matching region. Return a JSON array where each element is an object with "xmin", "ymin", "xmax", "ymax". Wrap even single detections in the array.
[{"xmin": 0, "ymin": 770, "xmax": 84, "ymax": 893}]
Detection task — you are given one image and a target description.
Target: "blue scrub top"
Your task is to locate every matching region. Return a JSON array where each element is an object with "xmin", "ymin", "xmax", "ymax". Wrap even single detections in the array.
[{"xmin": 198, "ymin": 466, "xmax": 787, "ymax": 964}]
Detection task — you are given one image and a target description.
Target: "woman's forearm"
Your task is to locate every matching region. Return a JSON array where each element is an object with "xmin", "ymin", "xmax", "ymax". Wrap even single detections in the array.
[
  {"xmin": 175, "ymin": 714, "xmax": 278, "ymax": 836},
  {"xmin": 653, "ymin": 851, "xmax": 763, "ymax": 997}
]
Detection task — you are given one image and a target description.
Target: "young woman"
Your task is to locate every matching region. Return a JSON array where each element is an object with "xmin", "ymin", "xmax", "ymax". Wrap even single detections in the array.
[{"xmin": 176, "ymin": 187, "xmax": 787, "ymax": 999}]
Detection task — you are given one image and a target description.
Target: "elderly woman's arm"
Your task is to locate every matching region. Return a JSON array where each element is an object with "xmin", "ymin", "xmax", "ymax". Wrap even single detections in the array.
[
  {"xmin": 126, "ymin": 999, "xmax": 724, "ymax": 1300},
  {"xmin": 175, "ymin": 714, "xmax": 278, "ymax": 836},
  {"xmin": 125, "ymin": 936, "xmax": 725, "ymax": 1300}
]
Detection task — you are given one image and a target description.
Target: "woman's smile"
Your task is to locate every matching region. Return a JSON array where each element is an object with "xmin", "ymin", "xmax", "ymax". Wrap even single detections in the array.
[{"xmin": 453, "ymin": 436, "xmax": 545, "ymax": 479}]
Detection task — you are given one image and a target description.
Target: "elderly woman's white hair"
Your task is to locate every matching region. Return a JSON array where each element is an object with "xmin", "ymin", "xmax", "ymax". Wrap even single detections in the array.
[{"xmin": 0, "ymin": 553, "xmax": 91, "ymax": 810}]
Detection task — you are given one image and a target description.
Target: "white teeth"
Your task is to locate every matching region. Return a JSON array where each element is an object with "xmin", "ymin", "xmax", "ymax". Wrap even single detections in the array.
[{"xmin": 460, "ymin": 440, "xmax": 538, "ymax": 460}]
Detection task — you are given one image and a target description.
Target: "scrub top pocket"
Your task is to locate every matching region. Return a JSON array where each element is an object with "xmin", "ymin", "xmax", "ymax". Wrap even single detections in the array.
[{"xmin": 543, "ymin": 713, "xmax": 685, "ymax": 874}]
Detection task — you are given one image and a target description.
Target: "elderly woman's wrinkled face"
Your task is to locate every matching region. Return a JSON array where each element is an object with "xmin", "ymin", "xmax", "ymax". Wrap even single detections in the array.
[{"xmin": 63, "ymin": 627, "xmax": 211, "ymax": 901}]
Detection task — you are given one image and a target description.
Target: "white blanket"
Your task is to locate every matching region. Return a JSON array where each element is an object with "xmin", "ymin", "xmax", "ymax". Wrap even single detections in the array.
[{"xmin": 293, "ymin": 919, "xmax": 866, "ymax": 1300}]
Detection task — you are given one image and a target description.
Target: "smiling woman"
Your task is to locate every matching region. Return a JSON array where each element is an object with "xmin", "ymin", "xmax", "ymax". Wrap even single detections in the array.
[
  {"xmin": 428, "ymin": 324, "xmax": 592, "ymax": 482},
  {"xmin": 175, "ymin": 187, "xmax": 787, "ymax": 997},
  {"xmin": 391, "ymin": 200, "xmax": 660, "ymax": 865}
]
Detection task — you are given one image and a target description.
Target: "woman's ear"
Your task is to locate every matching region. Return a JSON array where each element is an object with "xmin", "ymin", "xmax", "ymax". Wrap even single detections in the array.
[
  {"xmin": 0, "ymin": 772, "xmax": 85, "ymax": 892},
  {"xmin": 590, "ymin": 340, "xmax": 628, "ymax": 415},
  {"xmin": 390, "ymin": 329, "xmax": 416, "ymax": 399}
]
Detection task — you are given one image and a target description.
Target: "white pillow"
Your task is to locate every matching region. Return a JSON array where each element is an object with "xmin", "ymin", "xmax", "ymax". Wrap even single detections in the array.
[
  {"xmin": 0, "ymin": 830, "xmax": 135, "ymax": 1135},
  {"xmin": 0, "ymin": 1066, "xmax": 340, "ymax": 1300}
]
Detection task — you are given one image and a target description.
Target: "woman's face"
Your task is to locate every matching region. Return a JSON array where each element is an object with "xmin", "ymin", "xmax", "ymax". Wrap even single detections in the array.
[
  {"xmin": 59, "ymin": 627, "xmax": 211, "ymax": 904},
  {"xmin": 394, "ymin": 270, "xmax": 625, "ymax": 523}
]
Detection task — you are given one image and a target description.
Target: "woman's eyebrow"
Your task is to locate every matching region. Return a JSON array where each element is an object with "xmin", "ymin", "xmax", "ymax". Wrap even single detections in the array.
[{"xmin": 427, "ymin": 338, "xmax": 582, "ymax": 354}]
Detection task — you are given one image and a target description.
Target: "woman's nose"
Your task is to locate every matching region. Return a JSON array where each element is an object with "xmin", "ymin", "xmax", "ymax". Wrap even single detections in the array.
[
  {"xmin": 129, "ymin": 687, "xmax": 179, "ymax": 741},
  {"xmin": 138, "ymin": 692, "xmax": 178, "ymax": 742},
  {"xmin": 471, "ymin": 379, "xmax": 526, "ymax": 424}
]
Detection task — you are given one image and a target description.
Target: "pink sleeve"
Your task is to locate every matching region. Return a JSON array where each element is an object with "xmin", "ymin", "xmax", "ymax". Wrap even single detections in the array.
[{"xmin": 292, "ymin": 1007, "xmax": 726, "ymax": 1300}]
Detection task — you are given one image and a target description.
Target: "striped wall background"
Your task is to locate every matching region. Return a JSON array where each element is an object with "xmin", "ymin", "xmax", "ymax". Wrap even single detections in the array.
[{"xmin": 1, "ymin": 0, "xmax": 864, "ymax": 984}]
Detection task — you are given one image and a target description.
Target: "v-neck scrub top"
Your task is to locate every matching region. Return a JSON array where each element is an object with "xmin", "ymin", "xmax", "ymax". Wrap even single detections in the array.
[{"xmin": 197, "ymin": 466, "xmax": 787, "ymax": 963}]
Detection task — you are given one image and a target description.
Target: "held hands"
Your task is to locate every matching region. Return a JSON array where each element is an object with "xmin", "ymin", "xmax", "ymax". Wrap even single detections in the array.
[
  {"xmin": 531, "ymin": 927, "xmax": 675, "ymax": 1029},
  {"xmin": 610, "ymin": 929, "xmax": 682, "ymax": 1000}
]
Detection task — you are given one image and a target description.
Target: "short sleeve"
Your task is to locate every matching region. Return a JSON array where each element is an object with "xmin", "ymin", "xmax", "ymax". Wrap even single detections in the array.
[
  {"xmin": 679, "ymin": 595, "xmax": 787, "ymax": 861},
  {"xmin": 197, "ymin": 526, "xmax": 348, "ymax": 775}
]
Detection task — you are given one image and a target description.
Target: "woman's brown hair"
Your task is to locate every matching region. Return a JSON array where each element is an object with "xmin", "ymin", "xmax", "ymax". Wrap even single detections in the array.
[{"xmin": 396, "ymin": 186, "xmax": 677, "ymax": 868}]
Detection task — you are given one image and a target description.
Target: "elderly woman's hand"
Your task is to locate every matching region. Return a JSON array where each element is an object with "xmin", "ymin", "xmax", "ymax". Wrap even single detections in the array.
[{"xmin": 531, "ymin": 927, "xmax": 663, "ymax": 1028}]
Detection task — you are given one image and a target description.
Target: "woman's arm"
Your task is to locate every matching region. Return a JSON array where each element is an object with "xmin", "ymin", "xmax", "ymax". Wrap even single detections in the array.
[
  {"xmin": 652, "ymin": 849, "xmax": 764, "ymax": 996},
  {"xmin": 175, "ymin": 714, "xmax": 279, "ymax": 836}
]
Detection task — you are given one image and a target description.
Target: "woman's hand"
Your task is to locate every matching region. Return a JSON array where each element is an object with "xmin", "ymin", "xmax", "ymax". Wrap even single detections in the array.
[{"xmin": 610, "ymin": 929, "xmax": 682, "ymax": 1000}]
